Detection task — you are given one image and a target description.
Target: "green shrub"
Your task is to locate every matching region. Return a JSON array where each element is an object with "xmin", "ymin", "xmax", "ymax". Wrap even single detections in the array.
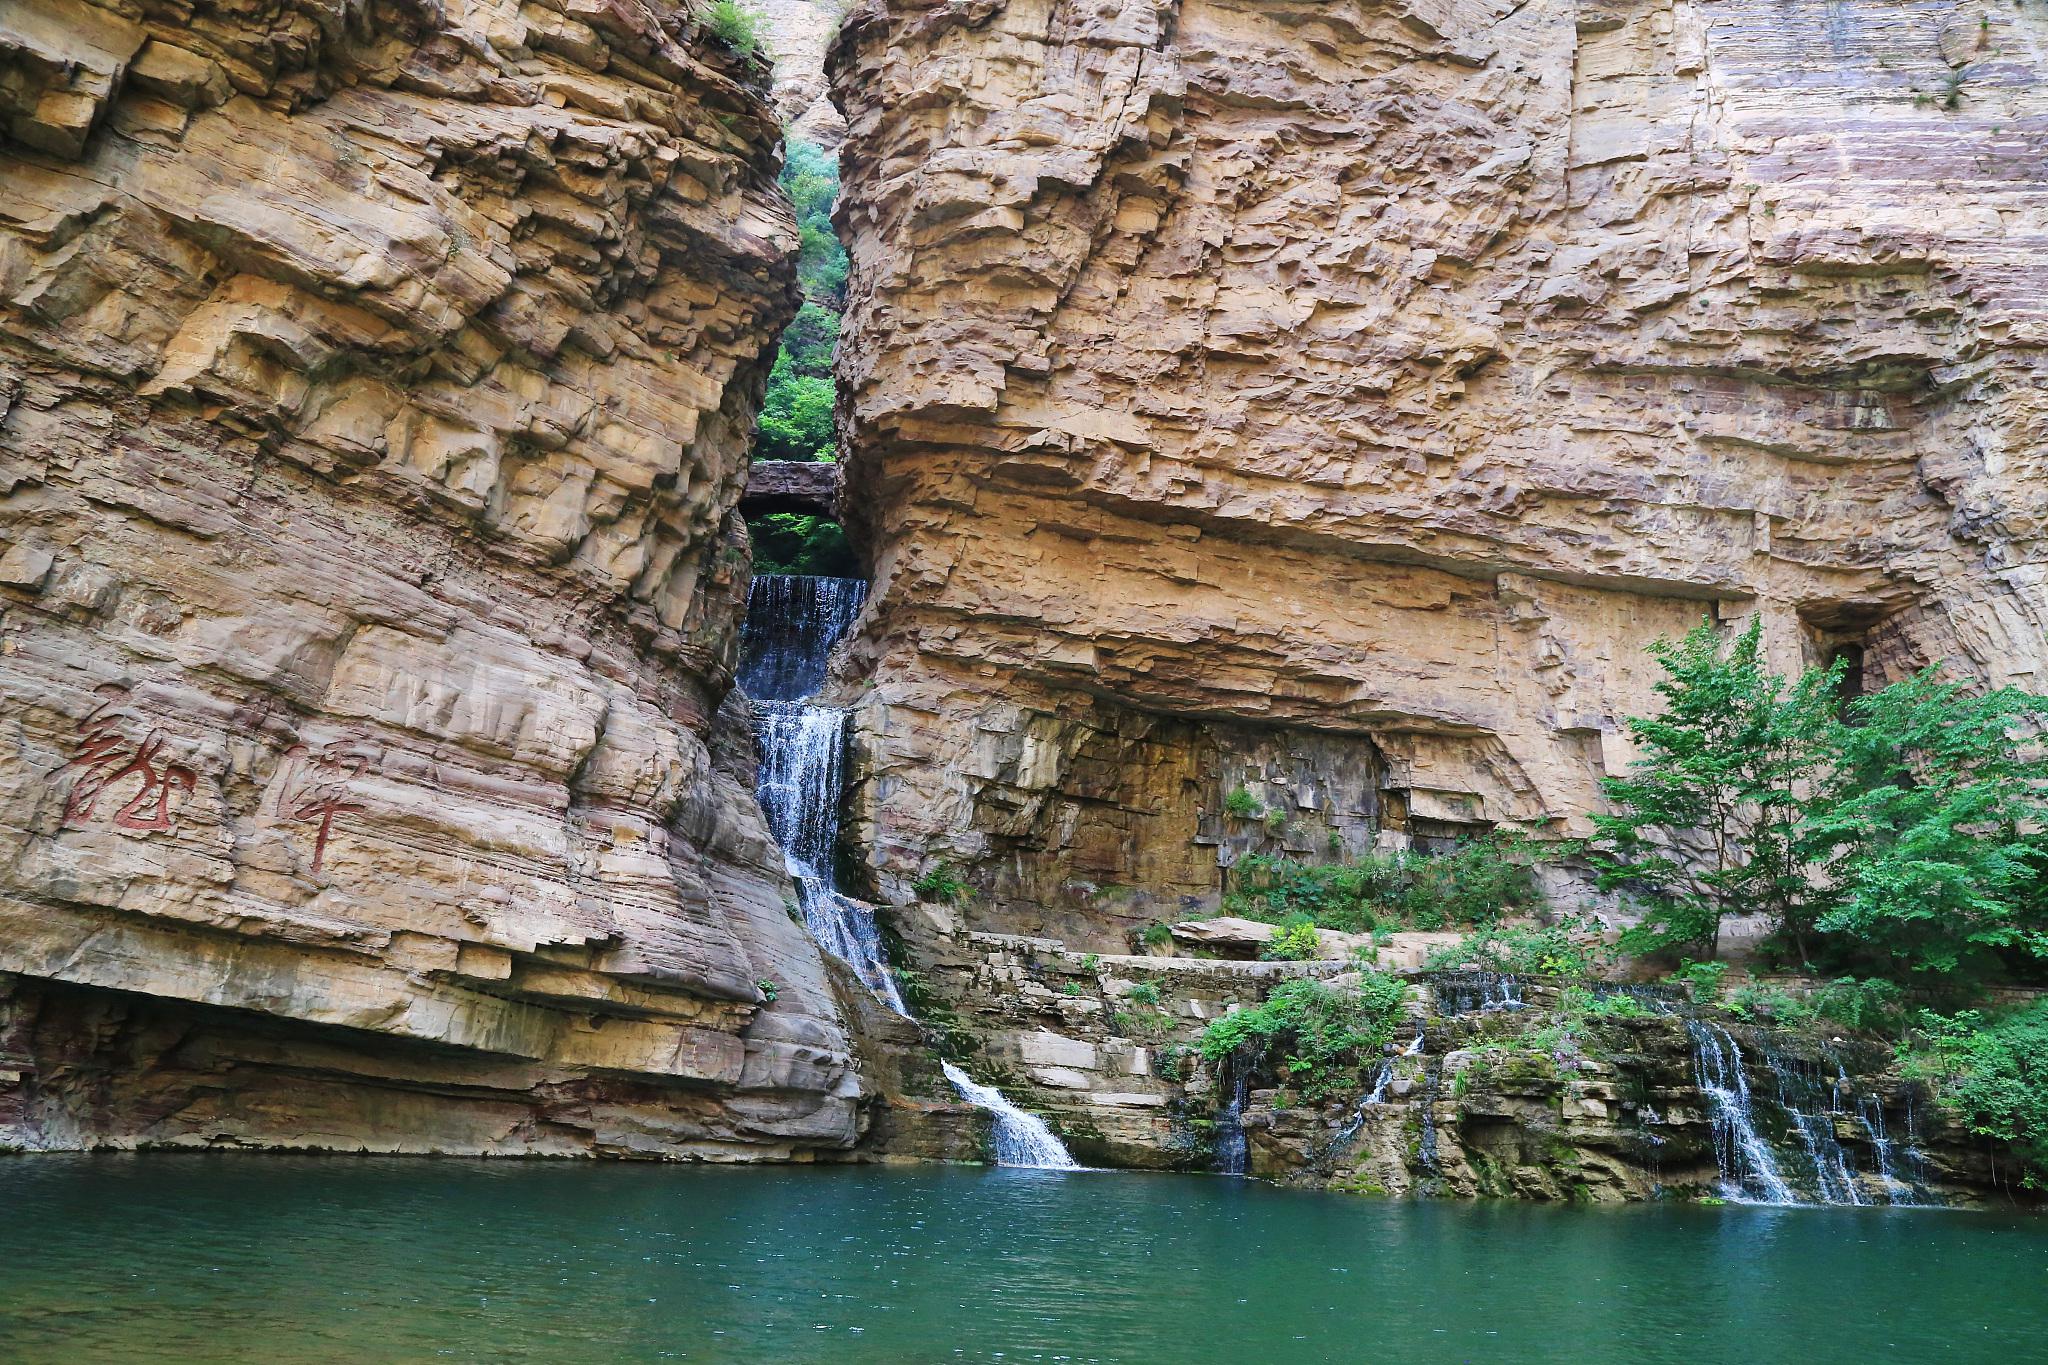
[
  {"xmin": 1264, "ymin": 807, "xmax": 1291, "ymax": 836},
  {"xmin": 1424, "ymin": 918, "xmax": 1599, "ymax": 976},
  {"xmin": 912, "ymin": 861, "xmax": 965, "ymax": 903},
  {"xmin": 1725, "ymin": 983, "xmax": 1816, "ymax": 1027},
  {"xmin": 1224, "ymin": 785, "xmax": 1263, "ymax": 820},
  {"xmin": 702, "ymin": 1, "xmax": 764, "ymax": 59},
  {"xmin": 1901, "ymin": 1002, "xmax": 2048, "ymax": 1182},
  {"xmin": 1127, "ymin": 982, "xmax": 1162, "ymax": 1007},
  {"xmin": 1139, "ymin": 922, "xmax": 1174, "ymax": 950},
  {"xmin": 1222, "ymin": 839, "xmax": 1542, "ymax": 937},
  {"xmin": 1558, "ymin": 985, "xmax": 1649, "ymax": 1020},
  {"xmin": 1674, "ymin": 958, "xmax": 1728, "ymax": 1002},
  {"xmin": 1809, "ymin": 976, "xmax": 1906, "ymax": 1032},
  {"xmin": 1260, "ymin": 919, "xmax": 1322, "ymax": 962},
  {"xmin": 1198, "ymin": 974, "xmax": 1407, "ymax": 1100}
]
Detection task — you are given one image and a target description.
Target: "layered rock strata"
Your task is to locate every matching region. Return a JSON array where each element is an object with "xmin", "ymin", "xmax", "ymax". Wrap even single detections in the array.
[
  {"xmin": 827, "ymin": 0, "xmax": 2048, "ymax": 940},
  {"xmin": 0, "ymin": 0, "xmax": 864, "ymax": 1157}
]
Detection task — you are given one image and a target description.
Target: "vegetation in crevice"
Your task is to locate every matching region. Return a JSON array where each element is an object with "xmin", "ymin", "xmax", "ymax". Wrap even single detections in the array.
[
  {"xmin": 748, "ymin": 512, "xmax": 858, "ymax": 575},
  {"xmin": 1223, "ymin": 838, "xmax": 1541, "ymax": 935},
  {"xmin": 701, "ymin": 0, "xmax": 767, "ymax": 61},
  {"xmin": 753, "ymin": 138, "xmax": 849, "ymax": 464},
  {"xmin": 1198, "ymin": 974, "xmax": 1408, "ymax": 1100}
]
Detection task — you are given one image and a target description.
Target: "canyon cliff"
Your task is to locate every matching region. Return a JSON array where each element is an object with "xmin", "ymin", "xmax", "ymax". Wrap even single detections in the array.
[
  {"xmin": 0, "ymin": 0, "xmax": 866, "ymax": 1157},
  {"xmin": 827, "ymin": 0, "xmax": 2048, "ymax": 945}
]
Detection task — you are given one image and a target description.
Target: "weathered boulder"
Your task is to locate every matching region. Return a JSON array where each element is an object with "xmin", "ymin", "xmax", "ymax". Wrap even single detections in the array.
[{"xmin": 0, "ymin": 0, "xmax": 862, "ymax": 1157}]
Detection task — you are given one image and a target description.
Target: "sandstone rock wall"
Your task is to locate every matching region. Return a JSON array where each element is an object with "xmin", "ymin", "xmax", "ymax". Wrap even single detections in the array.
[
  {"xmin": 0, "ymin": 0, "xmax": 864, "ymax": 1157},
  {"xmin": 756, "ymin": 0, "xmax": 848, "ymax": 146},
  {"xmin": 828, "ymin": 0, "xmax": 2048, "ymax": 939}
]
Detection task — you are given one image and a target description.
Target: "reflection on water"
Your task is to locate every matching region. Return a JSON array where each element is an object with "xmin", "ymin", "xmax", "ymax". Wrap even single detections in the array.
[{"xmin": 0, "ymin": 1156, "xmax": 2042, "ymax": 1363}]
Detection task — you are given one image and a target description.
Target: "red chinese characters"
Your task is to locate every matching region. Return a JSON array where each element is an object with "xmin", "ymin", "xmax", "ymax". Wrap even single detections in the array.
[
  {"xmin": 272, "ymin": 742, "xmax": 368, "ymax": 875},
  {"xmin": 58, "ymin": 701, "xmax": 199, "ymax": 833}
]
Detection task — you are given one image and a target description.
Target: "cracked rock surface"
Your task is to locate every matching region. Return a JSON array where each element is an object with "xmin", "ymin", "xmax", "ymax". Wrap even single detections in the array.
[{"xmin": 827, "ymin": 0, "xmax": 2048, "ymax": 940}]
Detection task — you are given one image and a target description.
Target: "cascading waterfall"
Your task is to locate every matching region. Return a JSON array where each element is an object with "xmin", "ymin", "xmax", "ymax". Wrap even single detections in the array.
[
  {"xmin": 1679, "ymin": 1016, "xmax": 1946, "ymax": 1208},
  {"xmin": 941, "ymin": 1062, "xmax": 1081, "ymax": 1170},
  {"xmin": 1431, "ymin": 971, "xmax": 1525, "ymax": 1015},
  {"xmin": 1686, "ymin": 1019, "xmax": 1798, "ymax": 1204},
  {"xmin": 742, "ymin": 572, "xmax": 1074, "ymax": 1170}
]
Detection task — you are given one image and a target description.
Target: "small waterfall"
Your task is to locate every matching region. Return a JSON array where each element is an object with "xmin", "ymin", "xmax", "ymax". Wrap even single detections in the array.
[
  {"xmin": 1432, "ymin": 971, "xmax": 1525, "ymax": 1015},
  {"xmin": 744, "ymin": 571, "xmax": 1074, "ymax": 1171},
  {"xmin": 1214, "ymin": 1052, "xmax": 1252, "ymax": 1176},
  {"xmin": 1324, "ymin": 1030, "xmax": 1426, "ymax": 1163},
  {"xmin": 1416, "ymin": 1064, "xmax": 1443, "ymax": 1175},
  {"xmin": 1686, "ymin": 1020, "xmax": 1797, "ymax": 1204},
  {"xmin": 941, "ymin": 1062, "xmax": 1081, "ymax": 1170},
  {"xmin": 1857, "ymin": 1094, "xmax": 1911, "ymax": 1204}
]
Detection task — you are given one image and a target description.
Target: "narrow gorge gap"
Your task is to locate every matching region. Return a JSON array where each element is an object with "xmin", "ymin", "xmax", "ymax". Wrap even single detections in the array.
[{"xmin": 736, "ymin": 133, "xmax": 1074, "ymax": 1168}]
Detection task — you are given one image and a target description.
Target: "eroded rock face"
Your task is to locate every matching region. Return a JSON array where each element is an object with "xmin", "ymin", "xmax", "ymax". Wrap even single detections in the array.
[
  {"xmin": 827, "ymin": 0, "xmax": 2048, "ymax": 936},
  {"xmin": 0, "ymin": 0, "xmax": 863, "ymax": 1157},
  {"xmin": 756, "ymin": 0, "xmax": 847, "ymax": 147}
]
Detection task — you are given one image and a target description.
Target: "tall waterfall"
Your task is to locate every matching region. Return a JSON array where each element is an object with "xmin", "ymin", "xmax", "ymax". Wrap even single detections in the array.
[
  {"xmin": 741, "ymin": 572, "xmax": 1075, "ymax": 1170},
  {"xmin": 742, "ymin": 575, "xmax": 904, "ymax": 1013},
  {"xmin": 738, "ymin": 573, "xmax": 866, "ymax": 702}
]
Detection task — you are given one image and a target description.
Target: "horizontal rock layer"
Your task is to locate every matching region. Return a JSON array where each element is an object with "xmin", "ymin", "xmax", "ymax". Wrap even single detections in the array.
[
  {"xmin": 827, "ymin": 0, "xmax": 2048, "ymax": 935},
  {"xmin": 0, "ymin": 0, "xmax": 862, "ymax": 1156}
]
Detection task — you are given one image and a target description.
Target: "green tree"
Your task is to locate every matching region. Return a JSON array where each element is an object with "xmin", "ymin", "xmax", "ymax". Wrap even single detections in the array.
[
  {"xmin": 752, "ymin": 140, "xmax": 848, "ymax": 464},
  {"xmin": 1588, "ymin": 618, "xmax": 1841, "ymax": 960},
  {"xmin": 777, "ymin": 302, "xmax": 839, "ymax": 380},
  {"xmin": 752, "ymin": 355, "xmax": 835, "ymax": 462},
  {"xmin": 1801, "ymin": 673, "xmax": 2048, "ymax": 981},
  {"xmin": 749, "ymin": 513, "xmax": 856, "ymax": 576},
  {"xmin": 780, "ymin": 138, "xmax": 848, "ymax": 307}
]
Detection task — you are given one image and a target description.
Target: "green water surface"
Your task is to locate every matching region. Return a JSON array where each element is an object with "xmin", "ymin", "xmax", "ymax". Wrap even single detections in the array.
[{"xmin": 0, "ymin": 1156, "xmax": 2042, "ymax": 1363}]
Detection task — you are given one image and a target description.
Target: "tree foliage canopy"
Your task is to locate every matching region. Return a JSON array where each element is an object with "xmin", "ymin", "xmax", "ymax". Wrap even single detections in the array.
[
  {"xmin": 751, "ymin": 140, "xmax": 848, "ymax": 464},
  {"xmin": 1589, "ymin": 617, "xmax": 2048, "ymax": 986}
]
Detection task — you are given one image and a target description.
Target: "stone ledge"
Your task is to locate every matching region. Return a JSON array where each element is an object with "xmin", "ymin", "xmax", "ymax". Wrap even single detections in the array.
[{"xmin": 742, "ymin": 460, "xmax": 841, "ymax": 518}]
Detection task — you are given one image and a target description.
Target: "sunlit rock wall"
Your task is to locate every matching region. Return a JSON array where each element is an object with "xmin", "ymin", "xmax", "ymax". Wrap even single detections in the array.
[
  {"xmin": 0, "ymin": 0, "xmax": 863, "ymax": 1157},
  {"xmin": 828, "ymin": 0, "xmax": 2048, "ymax": 940}
]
